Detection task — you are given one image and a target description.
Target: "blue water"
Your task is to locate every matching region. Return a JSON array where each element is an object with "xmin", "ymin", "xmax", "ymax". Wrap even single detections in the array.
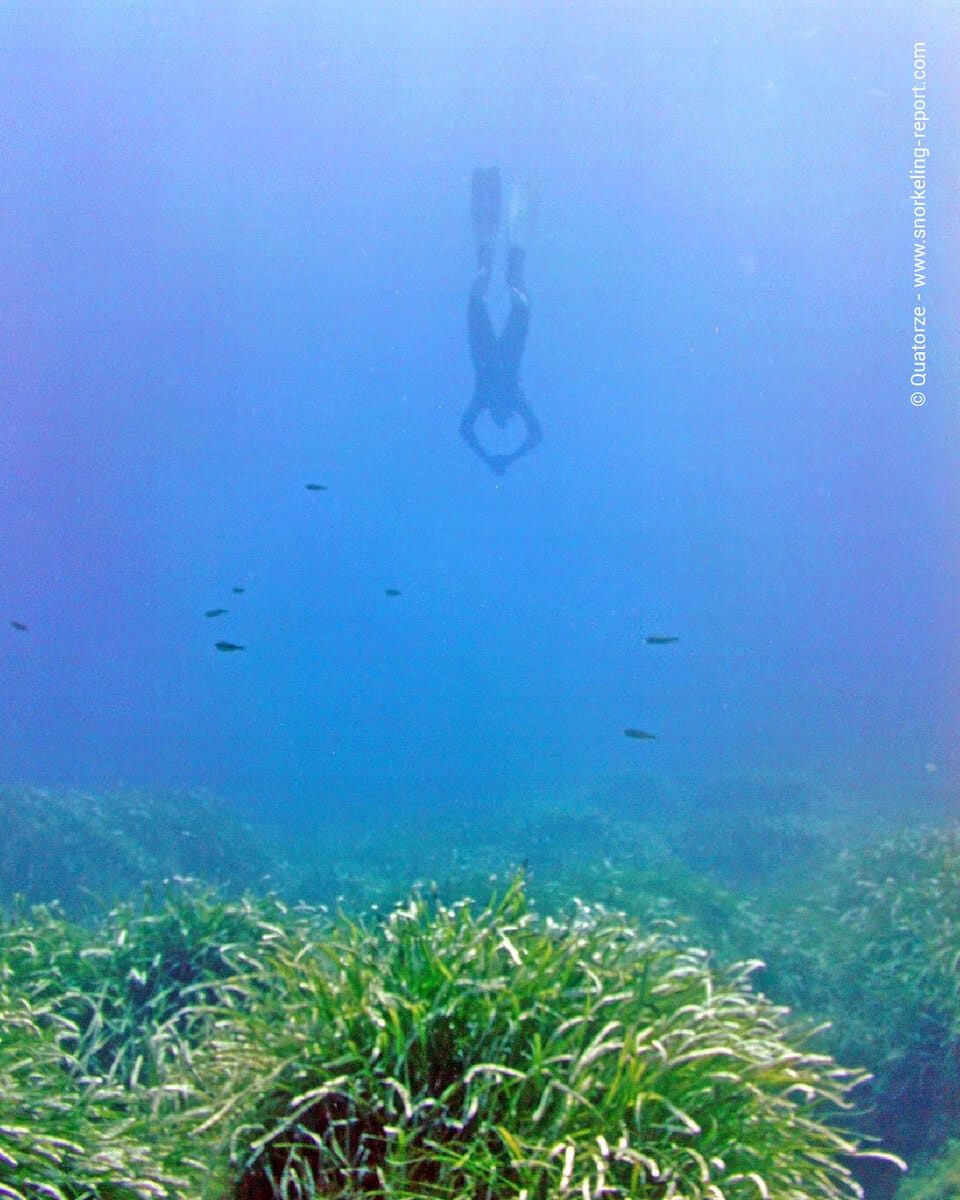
[{"xmin": 1, "ymin": 4, "xmax": 956, "ymax": 823}]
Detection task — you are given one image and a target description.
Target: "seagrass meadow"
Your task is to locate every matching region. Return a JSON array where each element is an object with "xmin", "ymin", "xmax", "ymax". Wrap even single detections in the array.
[
  {"xmin": 0, "ymin": 877, "xmax": 895, "ymax": 1200},
  {"xmin": 2, "ymin": 782, "xmax": 960, "ymax": 1200}
]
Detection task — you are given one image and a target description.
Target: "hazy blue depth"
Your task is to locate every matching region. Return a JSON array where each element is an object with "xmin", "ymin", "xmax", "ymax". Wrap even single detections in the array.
[{"xmin": 1, "ymin": 3, "xmax": 957, "ymax": 822}]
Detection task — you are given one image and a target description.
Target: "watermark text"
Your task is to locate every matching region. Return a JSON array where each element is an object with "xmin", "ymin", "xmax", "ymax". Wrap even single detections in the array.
[{"xmin": 909, "ymin": 43, "xmax": 928, "ymax": 406}]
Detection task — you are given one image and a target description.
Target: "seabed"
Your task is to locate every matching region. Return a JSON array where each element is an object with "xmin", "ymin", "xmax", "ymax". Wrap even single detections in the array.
[{"xmin": 2, "ymin": 779, "xmax": 958, "ymax": 1200}]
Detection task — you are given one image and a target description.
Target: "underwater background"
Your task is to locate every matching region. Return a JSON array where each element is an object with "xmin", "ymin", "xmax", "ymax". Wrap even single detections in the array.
[
  {"xmin": 2, "ymin": 2, "xmax": 957, "ymax": 818},
  {"xmin": 1, "ymin": 5, "xmax": 960, "ymax": 1200}
]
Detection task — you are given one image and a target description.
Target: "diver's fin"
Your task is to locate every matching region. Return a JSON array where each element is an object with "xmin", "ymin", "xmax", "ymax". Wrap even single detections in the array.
[
  {"xmin": 471, "ymin": 166, "xmax": 502, "ymax": 250},
  {"xmin": 507, "ymin": 181, "xmax": 539, "ymax": 251}
]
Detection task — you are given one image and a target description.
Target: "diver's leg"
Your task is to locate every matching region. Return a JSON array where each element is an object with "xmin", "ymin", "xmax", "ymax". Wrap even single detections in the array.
[
  {"xmin": 496, "ymin": 283, "xmax": 530, "ymax": 374},
  {"xmin": 500, "ymin": 193, "xmax": 530, "ymax": 374},
  {"xmin": 505, "ymin": 246, "xmax": 526, "ymax": 294},
  {"xmin": 469, "ymin": 167, "xmax": 501, "ymax": 374},
  {"xmin": 468, "ymin": 273, "xmax": 497, "ymax": 375}
]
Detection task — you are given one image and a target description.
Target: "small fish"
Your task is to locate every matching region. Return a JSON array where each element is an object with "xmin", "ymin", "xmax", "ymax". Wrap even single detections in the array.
[
  {"xmin": 205, "ymin": 608, "xmax": 228, "ymax": 618},
  {"xmin": 10, "ymin": 620, "xmax": 28, "ymax": 632},
  {"xmin": 644, "ymin": 635, "xmax": 679, "ymax": 645},
  {"xmin": 384, "ymin": 588, "xmax": 402, "ymax": 597},
  {"xmin": 232, "ymin": 586, "xmax": 246, "ymax": 594},
  {"xmin": 624, "ymin": 727, "xmax": 657, "ymax": 740},
  {"xmin": 215, "ymin": 641, "xmax": 245, "ymax": 652},
  {"xmin": 305, "ymin": 483, "xmax": 327, "ymax": 491}
]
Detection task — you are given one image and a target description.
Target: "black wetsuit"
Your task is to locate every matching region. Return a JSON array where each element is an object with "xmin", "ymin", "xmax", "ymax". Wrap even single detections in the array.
[{"xmin": 460, "ymin": 259, "xmax": 542, "ymax": 474}]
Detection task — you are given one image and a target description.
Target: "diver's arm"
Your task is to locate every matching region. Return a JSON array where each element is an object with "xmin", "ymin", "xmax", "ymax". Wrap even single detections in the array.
[
  {"xmin": 458, "ymin": 398, "xmax": 485, "ymax": 457},
  {"xmin": 505, "ymin": 398, "xmax": 542, "ymax": 462},
  {"xmin": 459, "ymin": 399, "xmax": 502, "ymax": 472}
]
